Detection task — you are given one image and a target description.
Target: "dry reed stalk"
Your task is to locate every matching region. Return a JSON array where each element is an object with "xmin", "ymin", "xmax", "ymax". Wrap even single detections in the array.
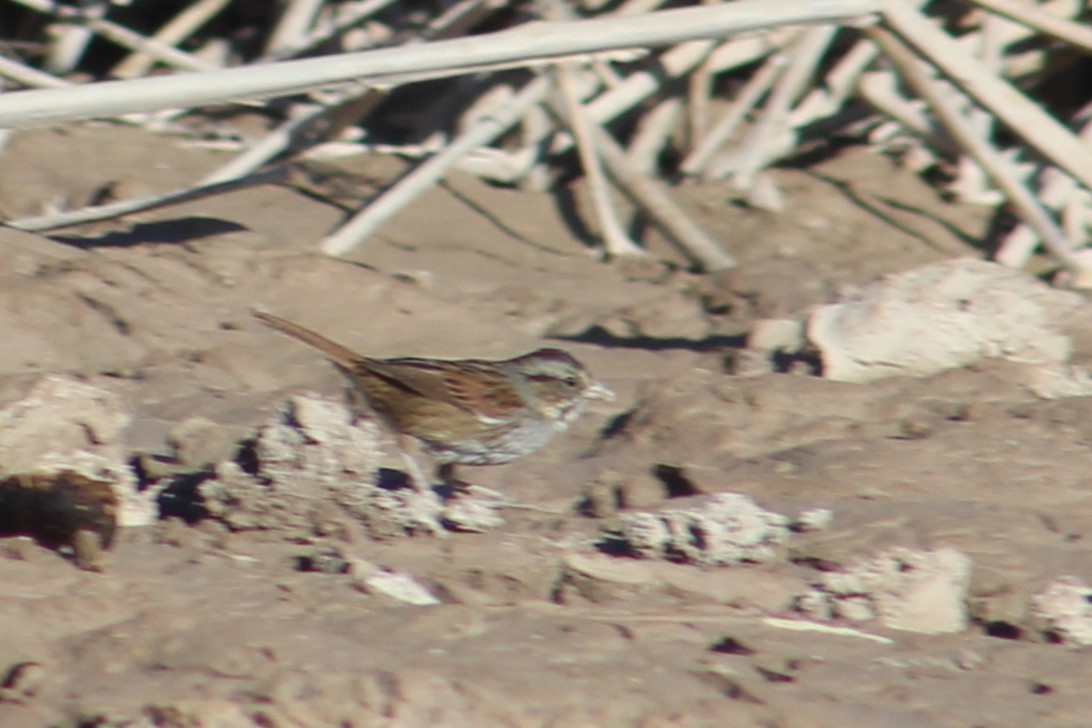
[
  {"xmin": 10, "ymin": 0, "xmax": 218, "ymax": 73},
  {"xmin": 967, "ymin": 0, "xmax": 1092, "ymax": 54},
  {"xmin": 589, "ymin": 125, "xmax": 737, "ymax": 270},
  {"xmin": 200, "ymin": 0, "xmax": 504, "ymax": 186},
  {"xmin": 267, "ymin": 0, "xmax": 328, "ymax": 56},
  {"xmin": 628, "ymin": 97, "xmax": 683, "ymax": 176},
  {"xmin": 555, "ymin": 63, "xmax": 646, "ymax": 258},
  {"xmin": 258, "ymin": 0, "xmax": 401, "ymax": 62},
  {"xmin": 682, "ymin": 52, "xmax": 790, "ymax": 179},
  {"xmin": 319, "ymin": 75, "xmax": 552, "ymax": 257},
  {"xmin": 869, "ymin": 25, "xmax": 1084, "ymax": 273},
  {"xmin": 0, "ymin": 54, "xmax": 71, "ymax": 89},
  {"xmin": 112, "ymin": 0, "xmax": 234, "ymax": 79},
  {"xmin": 996, "ymin": 112, "xmax": 1092, "ymax": 266},
  {"xmin": 716, "ymin": 26, "xmax": 838, "ymax": 188},
  {"xmin": 883, "ymin": 2, "xmax": 1092, "ymax": 191},
  {"xmin": 0, "ymin": 0, "xmax": 883, "ymax": 127}
]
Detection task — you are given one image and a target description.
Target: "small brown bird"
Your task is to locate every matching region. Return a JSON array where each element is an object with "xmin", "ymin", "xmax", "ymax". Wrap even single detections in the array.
[{"xmin": 254, "ymin": 311, "xmax": 613, "ymax": 492}]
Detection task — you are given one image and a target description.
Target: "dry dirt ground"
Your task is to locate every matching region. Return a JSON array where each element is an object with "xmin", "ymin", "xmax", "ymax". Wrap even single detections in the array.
[{"xmin": 2, "ymin": 123, "xmax": 1092, "ymax": 727}]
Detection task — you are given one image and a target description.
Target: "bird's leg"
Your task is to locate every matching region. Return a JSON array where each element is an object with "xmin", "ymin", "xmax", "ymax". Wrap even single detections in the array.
[
  {"xmin": 437, "ymin": 462, "xmax": 472, "ymax": 495},
  {"xmin": 438, "ymin": 462, "xmax": 516, "ymax": 504},
  {"xmin": 397, "ymin": 436, "xmax": 434, "ymax": 494},
  {"xmin": 394, "ymin": 436, "xmax": 446, "ymax": 536}
]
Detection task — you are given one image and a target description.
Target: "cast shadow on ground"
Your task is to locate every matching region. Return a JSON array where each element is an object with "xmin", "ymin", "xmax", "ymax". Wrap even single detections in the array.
[
  {"xmin": 50, "ymin": 216, "xmax": 247, "ymax": 249},
  {"xmin": 804, "ymin": 171, "xmax": 984, "ymax": 256},
  {"xmin": 555, "ymin": 325, "xmax": 745, "ymax": 352}
]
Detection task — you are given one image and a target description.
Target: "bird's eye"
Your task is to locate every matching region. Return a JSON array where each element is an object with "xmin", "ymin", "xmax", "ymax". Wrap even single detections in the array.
[{"xmin": 564, "ymin": 375, "xmax": 579, "ymax": 388}]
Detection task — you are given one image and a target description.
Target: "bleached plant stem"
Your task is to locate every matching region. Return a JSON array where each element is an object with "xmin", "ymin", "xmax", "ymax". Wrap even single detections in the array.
[
  {"xmin": 5, "ymin": 169, "xmax": 287, "ymax": 233},
  {"xmin": 0, "ymin": 0, "xmax": 883, "ymax": 127},
  {"xmin": 882, "ymin": 1, "xmax": 1092, "ymax": 191},
  {"xmin": 258, "ymin": 0, "xmax": 401, "ymax": 62},
  {"xmin": 555, "ymin": 64, "xmax": 645, "ymax": 258},
  {"xmin": 0, "ymin": 55, "xmax": 71, "ymax": 89},
  {"xmin": 869, "ymin": 25, "xmax": 1082, "ymax": 272},
  {"xmin": 267, "ymin": 0, "xmax": 327, "ymax": 56},
  {"xmin": 967, "ymin": 0, "xmax": 1092, "ymax": 54},
  {"xmin": 789, "ymin": 38, "xmax": 877, "ymax": 127},
  {"xmin": 200, "ymin": 103, "xmax": 334, "ymax": 185},
  {"xmin": 628, "ymin": 97, "xmax": 683, "ymax": 175},
  {"xmin": 572, "ymin": 39, "xmax": 717, "ymax": 149},
  {"xmin": 112, "ymin": 0, "xmax": 234, "ymax": 79},
  {"xmin": 589, "ymin": 125, "xmax": 737, "ymax": 271},
  {"xmin": 729, "ymin": 26, "xmax": 838, "ymax": 189},
  {"xmin": 10, "ymin": 0, "xmax": 218, "ymax": 74},
  {"xmin": 320, "ymin": 76, "xmax": 552, "ymax": 257},
  {"xmin": 996, "ymin": 116, "xmax": 1092, "ymax": 266},
  {"xmin": 43, "ymin": 0, "xmax": 106, "ymax": 74},
  {"xmin": 856, "ymin": 69, "xmax": 945, "ymax": 144},
  {"xmin": 680, "ymin": 51, "xmax": 790, "ymax": 177},
  {"xmin": 201, "ymin": 0, "xmax": 504, "ymax": 185}
]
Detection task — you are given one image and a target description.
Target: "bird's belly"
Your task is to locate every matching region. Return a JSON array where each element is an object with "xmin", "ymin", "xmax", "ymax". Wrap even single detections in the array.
[{"xmin": 419, "ymin": 420, "xmax": 558, "ymax": 465}]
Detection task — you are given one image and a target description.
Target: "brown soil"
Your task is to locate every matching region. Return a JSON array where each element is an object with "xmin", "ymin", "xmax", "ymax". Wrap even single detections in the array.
[{"xmin": 2, "ymin": 122, "xmax": 1091, "ymax": 727}]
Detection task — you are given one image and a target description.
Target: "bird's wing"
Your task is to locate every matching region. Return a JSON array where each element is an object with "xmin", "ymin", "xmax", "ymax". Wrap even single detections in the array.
[{"xmin": 359, "ymin": 358, "xmax": 520, "ymax": 423}]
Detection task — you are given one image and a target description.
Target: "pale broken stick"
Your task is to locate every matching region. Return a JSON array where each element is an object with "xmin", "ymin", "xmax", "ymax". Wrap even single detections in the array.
[
  {"xmin": 967, "ymin": 0, "xmax": 1092, "ymax": 55},
  {"xmin": 586, "ymin": 122, "xmax": 737, "ymax": 271},
  {"xmin": 112, "ymin": 0, "xmax": 234, "ymax": 79},
  {"xmin": 719, "ymin": 26, "xmax": 838, "ymax": 191},
  {"xmin": 996, "ymin": 111, "xmax": 1092, "ymax": 267},
  {"xmin": 10, "ymin": 0, "xmax": 218, "ymax": 74},
  {"xmin": 266, "ymin": 0, "xmax": 328, "ymax": 57},
  {"xmin": 5, "ymin": 169, "xmax": 287, "ymax": 233},
  {"xmin": 41, "ymin": 0, "xmax": 106, "ymax": 74},
  {"xmin": 946, "ymin": 11, "xmax": 1007, "ymax": 207},
  {"xmin": 200, "ymin": 0, "xmax": 504, "ymax": 186},
  {"xmin": 0, "ymin": 0, "xmax": 882, "ymax": 128},
  {"xmin": 257, "ymin": 0, "xmax": 402, "ymax": 63},
  {"xmin": 628, "ymin": 97, "xmax": 683, "ymax": 176},
  {"xmin": 680, "ymin": 50, "xmax": 790, "ymax": 178},
  {"xmin": 882, "ymin": 1, "xmax": 1092, "ymax": 192},
  {"xmin": 321, "ymin": 75, "xmax": 551, "ymax": 257},
  {"xmin": 868, "ymin": 26, "xmax": 1084, "ymax": 273},
  {"xmin": 554, "ymin": 62, "xmax": 646, "ymax": 258}
]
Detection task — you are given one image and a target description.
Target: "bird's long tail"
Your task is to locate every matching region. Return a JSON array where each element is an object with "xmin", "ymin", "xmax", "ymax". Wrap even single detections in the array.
[{"xmin": 253, "ymin": 311, "xmax": 362, "ymax": 368}]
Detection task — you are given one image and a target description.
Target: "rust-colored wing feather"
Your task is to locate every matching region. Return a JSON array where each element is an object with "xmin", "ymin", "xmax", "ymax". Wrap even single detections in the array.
[
  {"xmin": 358, "ymin": 358, "xmax": 521, "ymax": 422},
  {"xmin": 254, "ymin": 311, "xmax": 520, "ymax": 422}
]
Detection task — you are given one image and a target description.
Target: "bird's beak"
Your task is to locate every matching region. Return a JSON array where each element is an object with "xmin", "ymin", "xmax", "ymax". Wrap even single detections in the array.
[{"xmin": 585, "ymin": 381, "xmax": 615, "ymax": 402}]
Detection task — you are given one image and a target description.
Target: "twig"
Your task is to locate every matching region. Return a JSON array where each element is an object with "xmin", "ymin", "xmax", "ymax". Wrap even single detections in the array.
[
  {"xmin": 258, "ymin": 0, "xmax": 402, "ymax": 62},
  {"xmin": 10, "ymin": 0, "xmax": 218, "ymax": 74},
  {"xmin": 996, "ymin": 115, "xmax": 1092, "ymax": 266},
  {"xmin": 0, "ymin": 0, "xmax": 884, "ymax": 127},
  {"xmin": 589, "ymin": 125, "xmax": 737, "ymax": 271},
  {"xmin": 725, "ymin": 26, "xmax": 838, "ymax": 190},
  {"xmin": 5, "ymin": 169, "xmax": 288, "ymax": 233},
  {"xmin": 201, "ymin": 0, "xmax": 504, "ymax": 186},
  {"xmin": 966, "ymin": 0, "xmax": 1092, "ymax": 54},
  {"xmin": 42, "ymin": 0, "xmax": 107, "ymax": 74},
  {"xmin": 628, "ymin": 97, "xmax": 683, "ymax": 176},
  {"xmin": 789, "ymin": 38, "xmax": 878, "ymax": 127},
  {"xmin": 112, "ymin": 0, "xmax": 234, "ymax": 79},
  {"xmin": 680, "ymin": 51, "xmax": 790, "ymax": 177},
  {"xmin": 320, "ymin": 76, "xmax": 552, "ymax": 257},
  {"xmin": 554, "ymin": 63, "xmax": 646, "ymax": 258},
  {"xmin": 882, "ymin": 1, "xmax": 1092, "ymax": 191},
  {"xmin": 267, "ymin": 0, "xmax": 327, "ymax": 56},
  {"xmin": 0, "ymin": 54, "xmax": 71, "ymax": 89},
  {"xmin": 868, "ymin": 25, "xmax": 1084, "ymax": 272}
]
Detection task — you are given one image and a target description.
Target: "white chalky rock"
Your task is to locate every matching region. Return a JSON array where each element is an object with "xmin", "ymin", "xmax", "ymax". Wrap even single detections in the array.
[{"xmin": 807, "ymin": 259, "xmax": 1088, "ymax": 395}]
